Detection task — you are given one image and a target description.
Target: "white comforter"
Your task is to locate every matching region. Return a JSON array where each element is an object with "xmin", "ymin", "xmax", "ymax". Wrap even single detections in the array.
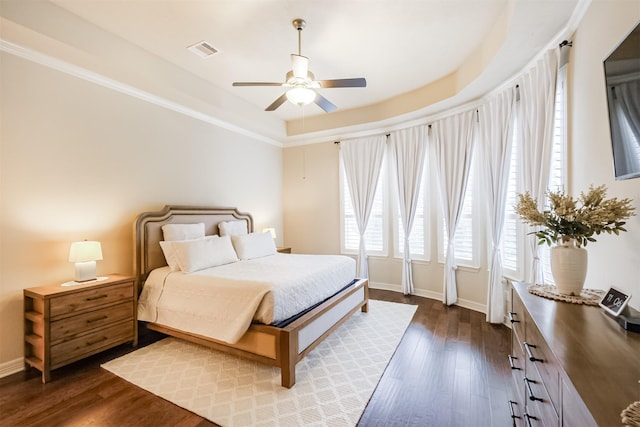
[{"xmin": 138, "ymin": 253, "xmax": 356, "ymax": 344}]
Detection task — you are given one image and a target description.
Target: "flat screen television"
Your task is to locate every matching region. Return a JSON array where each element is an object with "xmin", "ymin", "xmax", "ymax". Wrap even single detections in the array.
[{"xmin": 603, "ymin": 21, "xmax": 640, "ymax": 181}]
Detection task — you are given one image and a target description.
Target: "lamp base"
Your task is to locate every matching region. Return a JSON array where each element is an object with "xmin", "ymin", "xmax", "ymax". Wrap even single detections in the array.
[
  {"xmin": 74, "ymin": 260, "xmax": 97, "ymax": 282},
  {"xmin": 62, "ymin": 276, "xmax": 109, "ymax": 287}
]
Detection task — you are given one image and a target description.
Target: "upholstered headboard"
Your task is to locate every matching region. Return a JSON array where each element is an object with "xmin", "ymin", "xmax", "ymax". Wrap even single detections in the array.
[{"xmin": 134, "ymin": 205, "xmax": 253, "ymax": 289}]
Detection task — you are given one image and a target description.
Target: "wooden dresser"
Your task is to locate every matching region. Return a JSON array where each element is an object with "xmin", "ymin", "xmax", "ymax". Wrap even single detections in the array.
[
  {"xmin": 508, "ymin": 282, "xmax": 640, "ymax": 426},
  {"xmin": 24, "ymin": 275, "xmax": 137, "ymax": 383}
]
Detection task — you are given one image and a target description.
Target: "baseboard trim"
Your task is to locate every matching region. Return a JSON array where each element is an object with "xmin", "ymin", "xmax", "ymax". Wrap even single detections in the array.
[
  {"xmin": 0, "ymin": 357, "xmax": 24, "ymax": 379},
  {"xmin": 369, "ymin": 281, "xmax": 487, "ymax": 314}
]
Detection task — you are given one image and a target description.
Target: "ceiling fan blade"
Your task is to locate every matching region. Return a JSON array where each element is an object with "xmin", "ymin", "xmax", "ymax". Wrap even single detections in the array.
[
  {"xmin": 291, "ymin": 54, "xmax": 309, "ymax": 79},
  {"xmin": 265, "ymin": 93, "xmax": 288, "ymax": 111},
  {"xmin": 232, "ymin": 82, "xmax": 284, "ymax": 87},
  {"xmin": 315, "ymin": 94, "xmax": 337, "ymax": 113},
  {"xmin": 317, "ymin": 78, "xmax": 367, "ymax": 88}
]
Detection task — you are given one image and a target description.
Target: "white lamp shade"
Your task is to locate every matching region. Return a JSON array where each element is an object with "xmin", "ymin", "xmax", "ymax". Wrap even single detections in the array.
[
  {"xmin": 286, "ymin": 87, "xmax": 316, "ymax": 106},
  {"xmin": 68, "ymin": 241, "xmax": 103, "ymax": 263},
  {"xmin": 262, "ymin": 228, "xmax": 277, "ymax": 239}
]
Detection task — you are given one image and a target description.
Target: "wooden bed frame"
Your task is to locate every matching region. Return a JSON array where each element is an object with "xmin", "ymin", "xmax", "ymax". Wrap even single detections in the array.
[{"xmin": 134, "ymin": 205, "xmax": 368, "ymax": 388}]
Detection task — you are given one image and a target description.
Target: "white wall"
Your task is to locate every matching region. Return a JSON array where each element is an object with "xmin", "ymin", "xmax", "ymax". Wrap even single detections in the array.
[
  {"xmin": 0, "ymin": 47, "xmax": 282, "ymax": 371},
  {"xmin": 569, "ymin": 1, "xmax": 640, "ymax": 308}
]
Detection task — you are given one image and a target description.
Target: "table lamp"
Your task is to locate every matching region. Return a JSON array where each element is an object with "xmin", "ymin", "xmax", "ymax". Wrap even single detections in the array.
[
  {"xmin": 68, "ymin": 241, "xmax": 103, "ymax": 282},
  {"xmin": 263, "ymin": 228, "xmax": 277, "ymax": 239}
]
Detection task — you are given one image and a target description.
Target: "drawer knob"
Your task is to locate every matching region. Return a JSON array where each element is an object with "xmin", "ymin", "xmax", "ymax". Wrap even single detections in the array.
[
  {"xmin": 508, "ymin": 355, "xmax": 522, "ymax": 370},
  {"xmin": 86, "ymin": 294, "xmax": 108, "ymax": 301},
  {"xmin": 508, "ymin": 400, "xmax": 520, "ymax": 420},
  {"xmin": 524, "ymin": 342, "xmax": 544, "ymax": 363},
  {"xmin": 524, "ymin": 377, "xmax": 543, "ymax": 402},
  {"xmin": 524, "ymin": 413, "xmax": 538, "ymax": 427},
  {"xmin": 508, "ymin": 311, "xmax": 520, "ymax": 323},
  {"xmin": 86, "ymin": 315, "xmax": 108, "ymax": 324}
]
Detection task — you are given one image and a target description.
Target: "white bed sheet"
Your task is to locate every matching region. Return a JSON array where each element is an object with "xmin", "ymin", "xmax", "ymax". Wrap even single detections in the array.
[{"xmin": 137, "ymin": 253, "xmax": 356, "ymax": 344}]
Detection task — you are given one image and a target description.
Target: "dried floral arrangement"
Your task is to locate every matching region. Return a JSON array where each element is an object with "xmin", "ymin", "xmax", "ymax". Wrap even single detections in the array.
[{"xmin": 515, "ymin": 185, "xmax": 635, "ymax": 247}]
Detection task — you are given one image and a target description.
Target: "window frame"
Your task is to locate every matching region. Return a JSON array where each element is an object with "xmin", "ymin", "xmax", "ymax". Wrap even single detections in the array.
[
  {"xmin": 436, "ymin": 140, "xmax": 481, "ymax": 269},
  {"xmin": 339, "ymin": 151, "xmax": 389, "ymax": 257},
  {"xmin": 392, "ymin": 158, "xmax": 431, "ymax": 262}
]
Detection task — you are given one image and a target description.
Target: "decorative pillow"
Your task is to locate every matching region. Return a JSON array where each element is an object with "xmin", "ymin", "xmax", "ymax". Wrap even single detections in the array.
[
  {"xmin": 159, "ymin": 235, "xmax": 218, "ymax": 271},
  {"xmin": 218, "ymin": 220, "xmax": 248, "ymax": 237},
  {"xmin": 231, "ymin": 232, "xmax": 277, "ymax": 260},
  {"xmin": 172, "ymin": 235, "xmax": 239, "ymax": 273},
  {"xmin": 159, "ymin": 240, "xmax": 181, "ymax": 271},
  {"xmin": 162, "ymin": 223, "xmax": 205, "ymax": 241}
]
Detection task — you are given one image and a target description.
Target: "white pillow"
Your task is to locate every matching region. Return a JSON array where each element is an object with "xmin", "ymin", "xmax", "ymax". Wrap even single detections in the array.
[
  {"xmin": 218, "ymin": 220, "xmax": 248, "ymax": 237},
  {"xmin": 159, "ymin": 235, "xmax": 218, "ymax": 271},
  {"xmin": 231, "ymin": 232, "xmax": 277, "ymax": 260},
  {"xmin": 172, "ymin": 235, "xmax": 239, "ymax": 273},
  {"xmin": 162, "ymin": 223, "xmax": 205, "ymax": 241}
]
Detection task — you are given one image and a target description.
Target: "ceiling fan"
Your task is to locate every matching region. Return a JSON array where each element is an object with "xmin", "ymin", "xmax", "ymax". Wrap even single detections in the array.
[{"xmin": 232, "ymin": 18, "xmax": 366, "ymax": 113}]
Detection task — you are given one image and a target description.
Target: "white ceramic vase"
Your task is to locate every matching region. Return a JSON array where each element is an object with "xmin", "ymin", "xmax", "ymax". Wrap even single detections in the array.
[{"xmin": 550, "ymin": 239, "xmax": 588, "ymax": 295}]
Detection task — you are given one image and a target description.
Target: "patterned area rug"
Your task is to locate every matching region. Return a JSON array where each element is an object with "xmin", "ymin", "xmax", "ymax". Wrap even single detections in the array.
[{"xmin": 102, "ymin": 300, "xmax": 417, "ymax": 427}]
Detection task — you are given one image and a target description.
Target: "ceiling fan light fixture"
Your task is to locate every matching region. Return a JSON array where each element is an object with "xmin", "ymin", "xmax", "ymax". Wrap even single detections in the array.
[{"xmin": 286, "ymin": 87, "xmax": 316, "ymax": 106}]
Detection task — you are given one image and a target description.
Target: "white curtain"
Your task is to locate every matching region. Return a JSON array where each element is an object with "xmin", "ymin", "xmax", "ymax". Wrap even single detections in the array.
[
  {"xmin": 390, "ymin": 126, "xmax": 428, "ymax": 295},
  {"xmin": 341, "ymin": 135, "xmax": 387, "ymax": 278},
  {"xmin": 479, "ymin": 89, "xmax": 516, "ymax": 323},
  {"xmin": 433, "ymin": 110, "xmax": 477, "ymax": 305},
  {"xmin": 517, "ymin": 49, "xmax": 558, "ymax": 284},
  {"xmin": 609, "ymin": 80, "xmax": 640, "ymax": 177}
]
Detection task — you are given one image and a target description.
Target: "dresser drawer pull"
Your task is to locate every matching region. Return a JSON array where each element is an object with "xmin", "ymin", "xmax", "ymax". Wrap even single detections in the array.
[
  {"xmin": 524, "ymin": 413, "xmax": 538, "ymax": 427},
  {"xmin": 508, "ymin": 355, "xmax": 522, "ymax": 370},
  {"xmin": 86, "ymin": 315, "xmax": 108, "ymax": 324},
  {"xmin": 508, "ymin": 400, "xmax": 520, "ymax": 420},
  {"xmin": 524, "ymin": 342, "xmax": 544, "ymax": 362},
  {"xmin": 524, "ymin": 378, "xmax": 543, "ymax": 402},
  {"xmin": 86, "ymin": 336, "xmax": 108, "ymax": 346},
  {"xmin": 86, "ymin": 294, "xmax": 108, "ymax": 301},
  {"xmin": 508, "ymin": 311, "xmax": 520, "ymax": 323}
]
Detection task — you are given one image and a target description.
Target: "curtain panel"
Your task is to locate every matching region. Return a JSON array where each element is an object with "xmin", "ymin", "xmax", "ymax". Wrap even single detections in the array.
[
  {"xmin": 341, "ymin": 135, "xmax": 387, "ymax": 278},
  {"xmin": 479, "ymin": 89, "xmax": 516, "ymax": 323},
  {"xmin": 389, "ymin": 125, "xmax": 428, "ymax": 295},
  {"xmin": 516, "ymin": 49, "xmax": 559, "ymax": 284},
  {"xmin": 433, "ymin": 110, "xmax": 477, "ymax": 306}
]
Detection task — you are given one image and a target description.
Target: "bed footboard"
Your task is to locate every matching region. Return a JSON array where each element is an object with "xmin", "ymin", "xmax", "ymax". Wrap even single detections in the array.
[
  {"xmin": 144, "ymin": 278, "xmax": 368, "ymax": 388},
  {"xmin": 280, "ymin": 278, "xmax": 368, "ymax": 387}
]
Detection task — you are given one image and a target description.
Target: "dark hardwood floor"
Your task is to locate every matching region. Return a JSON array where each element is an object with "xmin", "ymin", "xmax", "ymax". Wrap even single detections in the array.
[{"xmin": 0, "ymin": 289, "xmax": 511, "ymax": 427}]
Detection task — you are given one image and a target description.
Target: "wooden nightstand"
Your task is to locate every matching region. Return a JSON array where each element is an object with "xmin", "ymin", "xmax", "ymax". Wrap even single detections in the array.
[
  {"xmin": 23, "ymin": 274, "xmax": 137, "ymax": 383},
  {"xmin": 276, "ymin": 247, "xmax": 291, "ymax": 253}
]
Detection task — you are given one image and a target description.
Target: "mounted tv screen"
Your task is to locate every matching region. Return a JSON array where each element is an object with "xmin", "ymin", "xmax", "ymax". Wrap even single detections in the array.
[{"xmin": 603, "ymin": 21, "xmax": 640, "ymax": 180}]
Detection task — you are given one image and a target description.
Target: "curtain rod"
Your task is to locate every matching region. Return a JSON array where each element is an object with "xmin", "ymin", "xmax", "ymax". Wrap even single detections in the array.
[{"xmin": 334, "ymin": 125, "xmax": 432, "ymax": 144}]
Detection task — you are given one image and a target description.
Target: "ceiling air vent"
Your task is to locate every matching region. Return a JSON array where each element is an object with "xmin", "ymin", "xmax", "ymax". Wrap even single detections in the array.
[{"xmin": 187, "ymin": 41, "xmax": 219, "ymax": 59}]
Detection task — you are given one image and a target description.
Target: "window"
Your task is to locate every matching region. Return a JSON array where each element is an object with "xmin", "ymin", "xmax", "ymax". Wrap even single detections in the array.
[
  {"xmin": 394, "ymin": 162, "xmax": 430, "ymax": 261},
  {"xmin": 502, "ymin": 65, "xmax": 568, "ymax": 282},
  {"xmin": 540, "ymin": 66, "xmax": 568, "ymax": 283},
  {"xmin": 339, "ymin": 154, "xmax": 387, "ymax": 256},
  {"xmin": 438, "ymin": 151, "xmax": 479, "ymax": 268},
  {"xmin": 502, "ymin": 103, "xmax": 524, "ymax": 278}
]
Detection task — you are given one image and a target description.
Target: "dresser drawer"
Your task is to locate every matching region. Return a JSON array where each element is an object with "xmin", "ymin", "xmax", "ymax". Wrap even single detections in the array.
[
  {"xmin": 524, "ymin": 368, "xmax": 559, "ymax": 427},
  {"xmin": 510, "ymin": 289, "xmax": 526, "ymax": 340},
  {"xmin": 524, "ymin": 319, "xmax": 561, "ymax": 412},
  {"xmin": 50, "ymin": 301, "xmax": 133, "ymax": 343},
  {"xmin": 50, "ymin": 282, "xmax": 133, "ymax": 318},
  {"xmin": 50, "ymin": 320, "xmax": 134, "ymax": 368}
]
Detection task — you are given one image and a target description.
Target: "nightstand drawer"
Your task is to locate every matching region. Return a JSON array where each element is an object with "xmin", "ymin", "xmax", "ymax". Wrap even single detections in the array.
[
  {"xmin": 50, "ymin": 282, "xmax": 133, "ymax": 318},
  {"xmin": 50, "ymin": 301, "xmax": 133, "ymax": 343},
  {"xmin": 50, "ymin": 320, "xmax": 134, "ymax": 368}
]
